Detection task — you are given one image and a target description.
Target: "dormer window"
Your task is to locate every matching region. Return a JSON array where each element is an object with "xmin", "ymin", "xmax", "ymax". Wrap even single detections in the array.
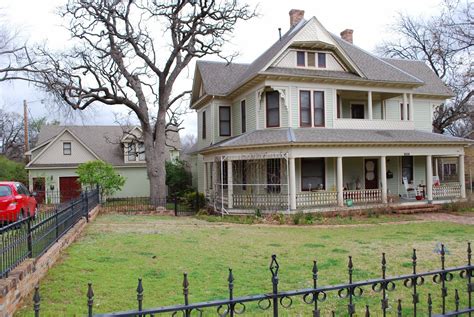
[
  {"xmin": 296, "ymin": 51, "xmax": 327, "ymax": 69},
  {"xmin": 296, "ymin": 51, "xmax": 305, "ymax": 66},
  {"xmin": 127, "ymin": 142, "xmax": 145, "ymax": 162}
]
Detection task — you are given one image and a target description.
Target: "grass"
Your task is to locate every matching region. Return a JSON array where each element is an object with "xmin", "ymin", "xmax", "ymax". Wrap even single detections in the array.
[{"xmin": 16, "ymin": 214, "xmax": 473, "ymax": 316}]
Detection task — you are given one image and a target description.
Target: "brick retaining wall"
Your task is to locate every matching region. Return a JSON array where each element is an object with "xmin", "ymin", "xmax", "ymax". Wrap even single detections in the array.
[{"xmin": 0, "ymin": 206, "xmax": 100, "ymax": 317}]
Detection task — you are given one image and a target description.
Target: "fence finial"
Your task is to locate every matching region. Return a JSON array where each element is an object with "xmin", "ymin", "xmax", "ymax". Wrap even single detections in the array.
[
  {"xmin": 228, "ymin": 268, "xmax": 234, "ymax": 298},
  {"xmin": 183, "ymin": 272, "xmax": 190, "ymax": 306},
  {"xmin": 87, "ymin": 283, "xmax": 94, "ymax": 317},
  {"xmin": 397, "ymin": 299, "xmax": 402, "ymax": 317},
  {"xmin": 137, "ymin": 278, "xmax": 144, "ymax": 312},
  {"xmin": 365, "ymin": 305, "xmax": 370, "ymax": 316}
]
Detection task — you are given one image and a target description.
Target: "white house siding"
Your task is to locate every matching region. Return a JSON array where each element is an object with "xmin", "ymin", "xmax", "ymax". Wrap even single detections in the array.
[
  {"xmin": 414, "ymin": 99, "xmax": 435, "ymax": 132},
  {"xmin": 232, "ymin": 99, "xmax": 241, "ymax": 136},
  {"xmin": 387, "ymin": 156, "xmax": 400, "ymax": 196},
  {"xmin": 246, "ymin": 90, "xmax": 257, "ymax": 132},
  {"xmin": 34, "ymin": 130, "xmax": 96, "ymax": 165},
  {"xmin": 29, "ymin": 168, "xmax": 79, "ymax": 196},
  {"xmin": 197, "ymin": 103, "xmax": 213, "ymax": 150},
  {"xmin": 342, "ymin": 157, "xmax": 365, "ymax": 190},
  {"xmin": 414, "ymin": 156, "xmax": 427, "ymax": 186}
]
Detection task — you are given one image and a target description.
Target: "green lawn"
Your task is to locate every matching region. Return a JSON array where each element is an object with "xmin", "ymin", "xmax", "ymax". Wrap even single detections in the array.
[{"xmin": 16, "ymin": 214, "xmax": 473, "ymax": 316}]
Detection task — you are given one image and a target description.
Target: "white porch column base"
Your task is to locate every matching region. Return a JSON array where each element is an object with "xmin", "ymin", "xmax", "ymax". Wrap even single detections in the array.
[
  {"xmin": 380, "ymin": 156, "xmax": 388, "ymax": 203},
  {"xmin": 337, "ymin": 157, "xmax": 344, "ymax": 207},
  {"xmin": 368, "ymin": 90, "xmax": 373, "ymax": 120},
  {"xmin": 227, "ymin": 160, "xmax": 233, "ymax": 209},
  {"xmin": 426, "ymin": 155, "xmax": 433, "ymax": 203},
  {"xmin": 459, "ymin": 154, "xmax": 466, "ymax": 199},
  {"xmin": 289, "ymin": 157, "xmax": 297, "ymax": 211}
]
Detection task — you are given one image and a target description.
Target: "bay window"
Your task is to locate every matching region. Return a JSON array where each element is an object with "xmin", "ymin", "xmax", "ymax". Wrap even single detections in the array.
[
  {"xmin": 299, "ymin": 90, "xmax": 325, "ymax": 127},
  {"xmin": 266, "ymin": 91, "xmax": 280, "ymax": 127}
]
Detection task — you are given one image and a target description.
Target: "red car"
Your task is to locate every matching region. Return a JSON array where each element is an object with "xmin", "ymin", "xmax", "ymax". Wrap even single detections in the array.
[{"xmin": 0, "ymin": 182, "xmax": 38, "ymax": 223}]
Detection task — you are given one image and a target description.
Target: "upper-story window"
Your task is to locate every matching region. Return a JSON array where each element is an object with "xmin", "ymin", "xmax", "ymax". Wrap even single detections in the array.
[
  {"xmin": 241, "ymin": 100, "xmax": 246, "ymax": 133},
  {"xmin": 296, "ymin": 51, "xmax": 327, "ymax": 68},
  {"xmin": 266, "ymin": 91, "xmax": 280, "ymax": 127},
  {"xmin": 219, "ymin": 106, "xmax": 231, "ymax": 136},
  {"xmin": 202, "ymin": 110, "xmax": 207, "ymax": 139},
  {"xmin": 127, "ymin": 142, "xmax": 145, "ymax": 162},
  {"xmin": 299, "ymin": 90, "xmax": 325, "ymax": 127},
  {"xmin": 63, "ymin": 142, "xmax": 71, "ymax": 155}
]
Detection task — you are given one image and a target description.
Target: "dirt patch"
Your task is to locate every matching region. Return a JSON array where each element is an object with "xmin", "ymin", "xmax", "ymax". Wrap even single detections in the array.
[{"xmin": 415, "ymin": 213, "xmax": 474, "ymax": 225}]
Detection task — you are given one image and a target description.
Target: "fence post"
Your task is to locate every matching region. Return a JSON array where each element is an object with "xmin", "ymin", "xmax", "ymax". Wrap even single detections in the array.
[
  {"xmin": 195, "ymin": 191, "xmax": 199, "ymax": 213},
  {"xmin": 270, "ymin": 255, "xmax": 279, "ymax": 317},
  {"xmin": 174, "ymin": 196, "xmax": 178, "ymax": 217},
  {"xmin": 27, "ymin": 218, "xmax": 33, "ymax": 258},
  {"xmin": 55, "ymin": 207, "xmax": 59, "ymax": 240},
  {"xmin": 84, "ymin": 192, "xmax": 89, "ymax": 223},
  {"xmin": 33, "ymin": 286, "xmax": 40, "ymax": 317}
]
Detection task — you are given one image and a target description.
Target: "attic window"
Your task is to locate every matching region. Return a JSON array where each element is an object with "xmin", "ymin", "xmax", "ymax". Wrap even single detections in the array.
[
  {"xmin": 296, "ymin": 51, "xmax": 305, "ymax": 66},
  {"xmin": 63, "ymin": 142, "xmax": 71, "ymax": 155}
]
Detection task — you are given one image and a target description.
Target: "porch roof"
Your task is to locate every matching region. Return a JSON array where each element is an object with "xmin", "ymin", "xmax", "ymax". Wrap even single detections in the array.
[{"xmin": 198, "ymin": 128, "xmax": 472, "ymax": 153}]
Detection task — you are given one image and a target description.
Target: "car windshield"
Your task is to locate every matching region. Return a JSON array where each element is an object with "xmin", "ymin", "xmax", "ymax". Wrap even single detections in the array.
[{"xmin": 0, "ymin": 185, "xmax": 12, "ymax": 197}]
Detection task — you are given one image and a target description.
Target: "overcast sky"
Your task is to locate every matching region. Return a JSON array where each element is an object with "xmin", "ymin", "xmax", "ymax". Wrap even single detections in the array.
[{"xmin": 0, "ymin": 0, "xmax": 443, "ymax": 137}]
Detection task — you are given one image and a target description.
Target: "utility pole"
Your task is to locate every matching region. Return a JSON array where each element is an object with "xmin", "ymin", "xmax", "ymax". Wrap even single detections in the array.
[{"xmin": 24, "ymin": 100, "xmax": 29, "ymax": 153}]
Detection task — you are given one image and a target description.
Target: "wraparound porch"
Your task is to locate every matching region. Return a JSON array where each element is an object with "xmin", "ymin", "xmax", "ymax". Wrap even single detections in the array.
[{"xmin": 203, "ymin": 151, "xmax": 466, "ymax": 213}]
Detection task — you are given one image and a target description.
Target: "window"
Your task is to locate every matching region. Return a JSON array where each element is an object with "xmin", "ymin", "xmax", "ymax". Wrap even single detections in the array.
[
  {"xmin": 241, "ymin": 100, "xmax": 246, "ymax": 133},
  {"xmin": 137, "ymin": 143, "xmax": 145, "ymax": 161},
  {"xmin": 307, "ymin": 52, "xmax": 315, "ymax": 67},
  {"xmin": 202, "ymin": 110, "xmax": 206, "ymax": 139},
  {"xmin": 318, "ymin": 53, "xmax": 326, "ymax": 68},
  {"xmin": 443, "ymin": 163, "xmax": 457, "ymax": 176},
  {"xmin": 219, "ymin": 106, "xmax": 231, "ymax": 136},
  {"xmin": 63, "ymin": 142, "xmax": 71, "ymax": 155},
  {"xmin": 402, "ymin": 156, "xmax": 414, "ymax": 183},
  {"xmin": 266, "ymin": 91, "xmax": 280, "ymax": 127},
  {"xmin": 400, "ymin": 103, "xmax": 410, "ymax": 120},
  {"xmin": 127, "ymin": 143, "xmax": 137, "ymax": 161},
  {"xmin": 299, "ymin": 90, "xmax": 325, "ymax": 127},
  {"xmin": 0, "ymin": 185, "xmax": 11, "ymax": 197},
  {"xmin": 301, "ymin": 158, "xmax": 325, "ymax": 191},
  {"xmin": 300, "ymin": 90, "xmax": 311, "ymax": 127},
  {"xmin": 267, "ymin": 159, "xmax": 281, "ymax": 193},
  {"xmin": 351, "ymin": 104, "xmax": 365, "ymax": 119},
  {"xmin": 296, "ymin": 51, "xmax": 305, "ymax": 66},
  {"xmin": 314, "ymin": 91, "xmax": 325, "ymax": 126}
]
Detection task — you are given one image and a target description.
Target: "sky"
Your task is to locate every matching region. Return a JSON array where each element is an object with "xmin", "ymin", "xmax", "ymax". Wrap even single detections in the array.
[{"xmin": 0, "ymin": 0, "xmax": 443, "ymax": 137}]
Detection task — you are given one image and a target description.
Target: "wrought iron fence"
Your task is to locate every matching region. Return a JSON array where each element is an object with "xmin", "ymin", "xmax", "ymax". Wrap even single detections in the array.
[
  {"xmin": 0, "ymin": 188, "xmax": 100, "ymax": 278},
  {"xmin": 32, "ymin": 242, "xmax": 473, "ymax": 316},
  {"xmin": 101, "ymin": 194, "xmax": 201, "ymax": 216}
]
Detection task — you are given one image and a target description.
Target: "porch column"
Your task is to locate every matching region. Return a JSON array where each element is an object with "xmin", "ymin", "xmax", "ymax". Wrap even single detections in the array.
[
  {"xmin": 203, "ymin": 162, "xmax": 208, "ymax": 193},
  {"xmin": 426, "ymin": 155, "xmax": 433, "ymax": 203},
  {"xmin": 227, "ymin": 160, "xmax": 233, "ymax": 209},
  {"xmin": 337, "ymin": 156, "xmax": 344, "ymax": 207},
  {"xmin": 459, "ymin": 154, "xmax": 466, "ymax": 198},
  {"xmin": 368, "ymin": 90, "xmax": 373, "ymax": 120},
  {"xmin": 403, "ymin": 93, "xmax": 408, "ymax": 121},
  {"xmin": 435, "ymin": 158, "xmax": 439, "ymax": 176},
  {"xmin": 380, "ymin": 156, "xmax": 388, "ymax": 203},
  {"xmin": 289, "ymin": 157, "xmax": 297, "ymax": 210},
  {"xmin": 409, "ymin": 93, "xmax": 414, "ymax": 121}
]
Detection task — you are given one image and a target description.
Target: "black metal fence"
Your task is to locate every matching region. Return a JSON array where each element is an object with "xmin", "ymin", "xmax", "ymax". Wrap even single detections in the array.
[
  {"xmin": 32, "ymin": 243, "xmax": 473, "ymax": 316},
  {"xmin": 0, "ymin": 188, "xmax": 100, "ymax": 278},
  {"xmin": 101, "ymin": 194, "xmax": 202, "ymax": 216}
]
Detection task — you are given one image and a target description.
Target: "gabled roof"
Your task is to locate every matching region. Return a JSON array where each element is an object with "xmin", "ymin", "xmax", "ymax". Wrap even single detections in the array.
[
  {"xmin": 193, "ymin": 16, "xmax": 450, "ymax": 102},
  {"xmin": 28, "ymin": 125, "xmax": 181, "ymax": 168},
  {"xmin": 199, "ymin": 128, "xmax": 472, "ymax": 153}
]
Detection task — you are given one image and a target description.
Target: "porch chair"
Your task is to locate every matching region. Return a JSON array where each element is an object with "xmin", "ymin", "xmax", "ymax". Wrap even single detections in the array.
[{"xmin": 402, "ymin": 177, "xmax": 416, "ymax": 199}]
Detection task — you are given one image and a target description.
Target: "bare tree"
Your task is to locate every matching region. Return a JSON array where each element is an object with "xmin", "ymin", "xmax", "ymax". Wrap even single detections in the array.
[
  {"xmin": 34, "ymin": 0, "xmax": 256, "ymax": 203},
  {"xmin": 377, "ymin": 0, "xmax": 473, "ymax": 135}
]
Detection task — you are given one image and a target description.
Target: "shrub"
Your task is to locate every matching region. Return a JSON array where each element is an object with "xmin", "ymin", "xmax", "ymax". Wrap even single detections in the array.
[
  {"xmin": 166, "ymin": 159, "xmax": 192, "ymax": 197},
  {"xmin": 304, "ymin": 213, "xmax": 314, "ymax": 224},
  {"xmin": 77, "ymin": 160, "xmax": 125, "ymax": 197},
  {"xmin": 271, "ymin": 212, "xmax": 286, "ymax": 225},
  {"xmin": 182, "ymin": 191, "xmax": 206, "ymax": 211},
  {"xmin": 0, "ymin": 156, "xmax": 27, "ymax": 184},
  {"xmin": 254, "ymin": 209, "xmax": 262, "ymax": 218},
  {"xmin": 292, "ymin": 211, "xmax": 304, "ymax": 225}
]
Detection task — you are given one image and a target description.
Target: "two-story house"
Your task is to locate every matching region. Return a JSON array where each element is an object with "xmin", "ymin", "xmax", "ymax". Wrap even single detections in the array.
[
  {"xmin": 190, "ymin": 9, "xmax": 471, "ymax": 213},
  {"xmin": 25, "ymin": 125, "xmax": 180, "ymax": 202}
]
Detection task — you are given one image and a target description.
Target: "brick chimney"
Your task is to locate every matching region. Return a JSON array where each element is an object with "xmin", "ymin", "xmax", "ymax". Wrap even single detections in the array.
[
  {"xmin": 340, "ymin": 29, "xmax": 354, "ymax": 44},
  {"xmin": 289, "ymin": 9, "xmax": 305, "ymax": 28}
]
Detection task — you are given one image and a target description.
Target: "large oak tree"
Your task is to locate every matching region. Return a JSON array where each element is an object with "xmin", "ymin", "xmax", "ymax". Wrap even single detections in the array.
[{"xmin": 35, "ymin": 0, "xmax": 256, "ymax": 203}]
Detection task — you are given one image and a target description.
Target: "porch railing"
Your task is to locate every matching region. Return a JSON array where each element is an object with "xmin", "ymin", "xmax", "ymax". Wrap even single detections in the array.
[
  {"xmin": 433, "ymin": 182, "xmax": 462, "ymax": 200},
  {"xmin": 296, "ymin": 191, "xmax": 337, "ymax": 208},
  {"xmin": 232, "ymin": 194, "xmax": 288, "ymax": 210},
  {"xmin": 344, "ymin": 189, "xmax": 383, "ymax": 204}
]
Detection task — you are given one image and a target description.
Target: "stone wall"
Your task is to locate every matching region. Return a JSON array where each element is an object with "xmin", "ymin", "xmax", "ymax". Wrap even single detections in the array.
[{"xmin": 0, "ymin": 206, "xmax": 100, "ymax": 317}]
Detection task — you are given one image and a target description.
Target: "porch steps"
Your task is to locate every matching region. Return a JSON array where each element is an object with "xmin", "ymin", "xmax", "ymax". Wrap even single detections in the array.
[{"xmin": 389, "ymin": 204, "xmax": 442, "ymax": 214}]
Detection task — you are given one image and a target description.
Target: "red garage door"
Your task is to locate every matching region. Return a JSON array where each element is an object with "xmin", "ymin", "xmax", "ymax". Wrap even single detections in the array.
[{"xmin": 59, "ymin": 176, "xmax": 81, "ymax": 203}]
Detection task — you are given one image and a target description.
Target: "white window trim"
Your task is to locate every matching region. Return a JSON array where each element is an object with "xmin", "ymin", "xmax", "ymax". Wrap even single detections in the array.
[
  {"xmin": 264, "ymin": 90, "xmax": 283, "ymax": 129},
  {"xmin": 62, "ymin": 141, "xmax": 72, "ymax": 155},
  {"xmin": 294, "ymin": 49, "xmax": 329, "ymax": 69}
]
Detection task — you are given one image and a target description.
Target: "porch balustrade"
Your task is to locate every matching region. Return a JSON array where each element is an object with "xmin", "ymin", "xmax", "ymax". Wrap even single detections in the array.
[
  {"xmin": 343, "ymin": 189, "xmax": 383, "ymax": 204},
  {"xmin": 232, "ymin": 194, "xmax": 288, "ymax": 209},
  {"xmin": 296, "ymin": 191, "xmax": 338, "ymax": 208},
  {"xmin": 432, "ymin": 182, "xmax": 462, "ymax": 200}
]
